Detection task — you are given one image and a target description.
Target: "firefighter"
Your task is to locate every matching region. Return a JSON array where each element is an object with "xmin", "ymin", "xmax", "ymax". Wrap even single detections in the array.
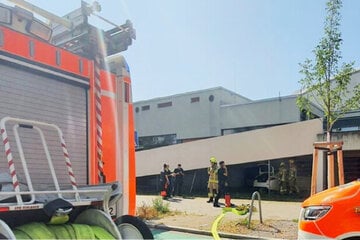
[
  {"xmin": 160, "ymin": 164, "xmax": 175, "ymax": 199},
  {"xmin": 207, "ymin": 157, "xmax": 218, "ymax": 203},
  {"xmin": 278, "ymin": 161, "xmax": 288, "ymax": 195},
  {"xmin": 213, "ymin": 160, "xmax": 228, "ymax": 208},
  {"xmin": 173, "ymin": 164, "xmax": 184, "ymax": 196},
  {"xmin": 288, "ymin": 159, "xmax": 299, "ymax": 194}
]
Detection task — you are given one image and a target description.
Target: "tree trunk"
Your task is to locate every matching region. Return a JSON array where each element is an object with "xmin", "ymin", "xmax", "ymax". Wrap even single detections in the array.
[
  {"xmin": 326, "ymin": 130, "xmax": 331, "ymax": 142},
  {"xmin": 326, "ymin": 130, "xmax": 334, "ymax": 188}
]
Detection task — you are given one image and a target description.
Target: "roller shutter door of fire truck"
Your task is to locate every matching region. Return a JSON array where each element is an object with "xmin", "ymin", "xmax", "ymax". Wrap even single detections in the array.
[{"xmin": 0, "ymin": 63, "xmax": 88, "ymax": 188}]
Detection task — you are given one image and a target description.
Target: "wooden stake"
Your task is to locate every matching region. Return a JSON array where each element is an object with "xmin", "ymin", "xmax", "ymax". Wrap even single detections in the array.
[
  {"xmin": 337, "ymin": 149, "xmax": 344, "ymax": 185},
  {"xmin": 311, "ymin": 148, "xmax": 318, "ymax": 196},
  {"xmin": 327, "ymin": 152, "xmax": 335, "ymax": 188}
]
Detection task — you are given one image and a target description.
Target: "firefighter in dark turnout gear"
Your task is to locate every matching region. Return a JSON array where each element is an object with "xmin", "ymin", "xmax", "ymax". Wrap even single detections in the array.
[{"xmin": 213, "ymin": 161, "xmax": 228, "ymax": 207}]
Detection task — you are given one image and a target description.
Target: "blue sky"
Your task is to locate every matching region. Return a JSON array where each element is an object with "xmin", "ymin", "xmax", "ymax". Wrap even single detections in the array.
[{"xmin": 3, "ymin": 0, "xmax": 360, "ymax": 101}]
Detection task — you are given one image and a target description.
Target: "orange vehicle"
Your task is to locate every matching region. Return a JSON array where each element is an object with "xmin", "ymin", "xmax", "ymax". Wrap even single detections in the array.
[
  {"xmin": 0, "ymin": 1, "xmax": 152, "ymax": 239},
  {"xmin": 298, "ymin": 180, "xmax": 360, "ymax": 239}
]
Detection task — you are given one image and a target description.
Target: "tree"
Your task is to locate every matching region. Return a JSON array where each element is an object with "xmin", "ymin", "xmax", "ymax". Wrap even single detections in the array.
[{"xmin": 297, "ymin": 0, "xmax": 360, "ymax": 142}]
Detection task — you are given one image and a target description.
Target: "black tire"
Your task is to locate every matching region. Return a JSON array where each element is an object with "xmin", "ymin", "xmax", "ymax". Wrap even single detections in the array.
[{"xmin": 115, "ymin": 215, "xmax": 153, "ymax": 239}]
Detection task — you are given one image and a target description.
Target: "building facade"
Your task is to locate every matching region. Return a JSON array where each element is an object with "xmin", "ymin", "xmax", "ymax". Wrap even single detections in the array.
[
  {"xmin": 134, "ymin": 70, "xmax": 360, "ymax": 198},
  {"xmin": 134, "ymin": 87, "xmax": 251, "ymax": 149},
  {"xmin": 134, "ymin": 87, "xmax": 322, "ymax": 150}
]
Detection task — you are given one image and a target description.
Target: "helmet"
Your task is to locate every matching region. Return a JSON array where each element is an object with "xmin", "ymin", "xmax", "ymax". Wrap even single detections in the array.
[
  {"xmin": 210, "ymin": 157, "xmax": 217, "ymax": 163},
  {"xmin": 280, "ymin": 162, "xmax": 285, "ymax": 167},
  {"xmin": 289, "ymin": 159, "xmax": 295, "ymax": 164}
]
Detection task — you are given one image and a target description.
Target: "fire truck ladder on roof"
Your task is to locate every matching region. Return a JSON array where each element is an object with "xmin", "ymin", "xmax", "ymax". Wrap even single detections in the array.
[{"xmin": 0, "ymin": 116, "xmax": 120, "ymax": 213}]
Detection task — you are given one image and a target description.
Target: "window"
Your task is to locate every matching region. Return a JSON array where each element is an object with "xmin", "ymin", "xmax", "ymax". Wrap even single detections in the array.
[
  {"xmin": 191, "ymin": 97, "xmax": 200, "ymax": 103},
  {"xmin": 29, "ymin": 40, "xmax": 35, "ymax": 57},
  {"xmin": 141, "ymin": 105, "xmax": 150, "ymax": 111},
  {"xmin": 158, "ymin": 101, "xmax": 172, "ymax": 108},
  {"xmin": 0, "ymin": 30, "xmax": 3, "ymax": 47},
  {"xmin": 124, "ymin": 82, "xmax": 130, "ymax": 103},
  {"xmin": 209, "ymin": 95, "xmax": 215, "ymax": 102},
  {"xmin": 56, "ymin": 50, "xmax": 61, "ymax": 66},
  {"xmin": 79, "ymin": 59, "xmax": 83, "ymax": 73}
]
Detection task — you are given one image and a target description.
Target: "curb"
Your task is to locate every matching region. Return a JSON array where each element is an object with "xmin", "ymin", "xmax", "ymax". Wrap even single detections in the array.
[{"xmin": 146, "ymin": 221, "xmax": 281, "ymax": 240}]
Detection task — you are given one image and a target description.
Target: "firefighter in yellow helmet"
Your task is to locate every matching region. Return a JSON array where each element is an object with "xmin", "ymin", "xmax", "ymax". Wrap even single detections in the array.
[{"xmin": 207, "ymin": 157, "xmax": 218, "ymax": 203}]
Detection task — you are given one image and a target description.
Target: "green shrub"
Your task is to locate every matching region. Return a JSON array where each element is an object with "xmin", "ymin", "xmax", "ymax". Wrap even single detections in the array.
[
  {"xmin": 137, "ymin": 202, "xmax": 159, "ymax": 220},
  {"xmin": 152, "ymin": 197, "xmax": 170, "ymax": 214}
]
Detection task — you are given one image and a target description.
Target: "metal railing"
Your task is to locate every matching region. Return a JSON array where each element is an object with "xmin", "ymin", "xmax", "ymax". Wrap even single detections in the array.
[
  {"xmin": 0, "ymin": 117, "xmax": 120, "ymax": 214},
  {"xmin": 248, "ymin": 191, "xmax": 263, "ymax": 228}
]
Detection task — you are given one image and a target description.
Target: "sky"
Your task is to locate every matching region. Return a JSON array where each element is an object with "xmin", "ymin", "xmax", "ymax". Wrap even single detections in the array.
[{"xmin": 2, "ymin": 0, "xmax": 360, "ymax": 102}]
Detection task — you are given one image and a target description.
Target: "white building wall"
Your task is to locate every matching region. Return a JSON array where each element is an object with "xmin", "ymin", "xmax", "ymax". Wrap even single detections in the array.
[
  {"xmin": 220, "ymin": 96, "xmax": 301, "ymax": 131},
  {"xmin": 136, "ymin": 119, "xmax": 323, "ymax": 177},
  {"xmin": 134, "ymin": 87, "xmax": 250, "ymax": 140}
]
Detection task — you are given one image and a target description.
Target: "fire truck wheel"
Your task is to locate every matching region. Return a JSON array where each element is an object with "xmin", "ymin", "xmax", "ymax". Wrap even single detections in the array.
[
  {"xmin": 0, "ymin": 219, "xmax": 15, "ymax": 239},
  {"xmin": 115, "ymin": 215, "xmax": 153, "ymax": 239}
]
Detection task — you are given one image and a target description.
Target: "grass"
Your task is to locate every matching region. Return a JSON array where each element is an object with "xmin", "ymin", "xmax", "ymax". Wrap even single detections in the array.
[
  {"xmin": 137, "ymin": 202, "xmax": 159, "ymax": 220},
  {"xmin": 137, "ymin": 197, "xmax": 173, "ymax": 220},
  {"xmin": 152, "ymin": 197, "xmax": 170, "ymax": 214}
]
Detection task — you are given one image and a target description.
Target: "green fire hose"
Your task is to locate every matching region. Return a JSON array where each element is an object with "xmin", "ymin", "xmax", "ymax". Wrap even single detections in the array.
[
  {"xmin": 211, "ymin": 206, "xmax": 250, "ymax": 240},
  {"xmin": 13, "ymin": 222, "xmax": 115, "ymax": 239}
]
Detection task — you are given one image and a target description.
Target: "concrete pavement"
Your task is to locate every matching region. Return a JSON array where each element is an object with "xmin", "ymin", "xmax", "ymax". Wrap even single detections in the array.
[
  {"xmin": 137, "ymin": 195, "xmax": 301, "ymax": 239},
  {"xmin": 136, "ymin": 195, "xmax": 302, "ymax": 221}
]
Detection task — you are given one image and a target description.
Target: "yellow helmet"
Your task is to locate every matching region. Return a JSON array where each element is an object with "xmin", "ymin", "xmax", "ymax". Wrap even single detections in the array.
[{"xmin": 210, "ymin": 157, "xmax": 217, "ymax": 163}]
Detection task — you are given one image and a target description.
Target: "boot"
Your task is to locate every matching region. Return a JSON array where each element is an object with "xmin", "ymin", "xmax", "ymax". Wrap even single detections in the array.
[{"xmin": 206, "ymin": 197, "xmax": 213, "ymax": 203}]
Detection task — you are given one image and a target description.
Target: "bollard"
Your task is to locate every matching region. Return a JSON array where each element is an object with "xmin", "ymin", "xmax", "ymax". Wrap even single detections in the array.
[{"xmin": 247, "ymin": 191, "xmax": 263, "ymax": 229}]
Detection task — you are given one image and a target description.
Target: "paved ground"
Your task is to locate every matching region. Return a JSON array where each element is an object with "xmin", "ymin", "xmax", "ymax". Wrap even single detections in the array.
[
  {"xmin": 137, "ymin": 195, "xmax": 302, "ymax": 239},
  {"xmin": 151, "ymin": 228, "xmax": 213, "ymax": 239},
  {"xmin": 137, "ymin": 195, "xmax": 301, "ymax": 221}
]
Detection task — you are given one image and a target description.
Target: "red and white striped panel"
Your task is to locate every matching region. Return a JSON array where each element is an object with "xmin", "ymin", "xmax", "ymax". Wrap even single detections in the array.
[
  {"xmin": 0, "ymin": 128, "xmax": 20, "ymax": 193},
  {"xmin": 60, "ymin": 136, "xmax": 77, "ymax": 189},
  {"xmin": 94, "ymin": 55, "xmax": 105, "ymax": 183}
]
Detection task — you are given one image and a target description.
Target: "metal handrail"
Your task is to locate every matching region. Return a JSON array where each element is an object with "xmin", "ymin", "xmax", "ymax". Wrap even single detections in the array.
[
  {"xmin": 247, "ymin": 191, "xmax": 263, "ymax": 228},
  {"xmin": 0, "ymin": 188, "xmax": 110, "ymax": 205},
  {"xmin": 0, "ymin": 116, "xmax": 123, "ymax": 216},
  {"xmin": 0, "ymin": 117, "xmax": 81, "ymax": 203}
]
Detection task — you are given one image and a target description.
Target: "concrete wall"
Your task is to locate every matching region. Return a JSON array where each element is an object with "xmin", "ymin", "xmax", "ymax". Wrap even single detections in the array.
[
  {"xmin": 136, "ymin": 119, "xmax": 323, "ymax": 177},
  {"xmin": 345, "ymin": 70, "xmax": 360, "ymax": 99},
  {"xmin": 317, "ymin": 131, "xmax": 360, "ymax": 150},
  {"xmin": 220, "ymin": 95, "xmax": 301, "ymax": 130},
  {"xmin": 134, "ymin": 87, "xmax": 250, "ymax": 140}
]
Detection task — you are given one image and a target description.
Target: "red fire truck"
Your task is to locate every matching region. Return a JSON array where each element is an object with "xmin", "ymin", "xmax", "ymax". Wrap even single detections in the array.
[{"xmin": 0, "ymin": 1, "xmax": 152, "ymax": 238}]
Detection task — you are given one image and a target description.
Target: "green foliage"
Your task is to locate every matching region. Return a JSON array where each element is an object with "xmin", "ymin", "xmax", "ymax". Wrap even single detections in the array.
[
  {"xmin": 237, "ymin": 217, "xmax": 252, "ymax": 229},
  {"xmin": 137, "ymin": 202, "xmax": 159, "ymax": 220},
  {"xmin": 297, "ymin": 0, "xmax": 360, "ymax": 139},
  {"xmin": 152, "ymin": 197, "xmax": 170, "ymax": 214}
]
